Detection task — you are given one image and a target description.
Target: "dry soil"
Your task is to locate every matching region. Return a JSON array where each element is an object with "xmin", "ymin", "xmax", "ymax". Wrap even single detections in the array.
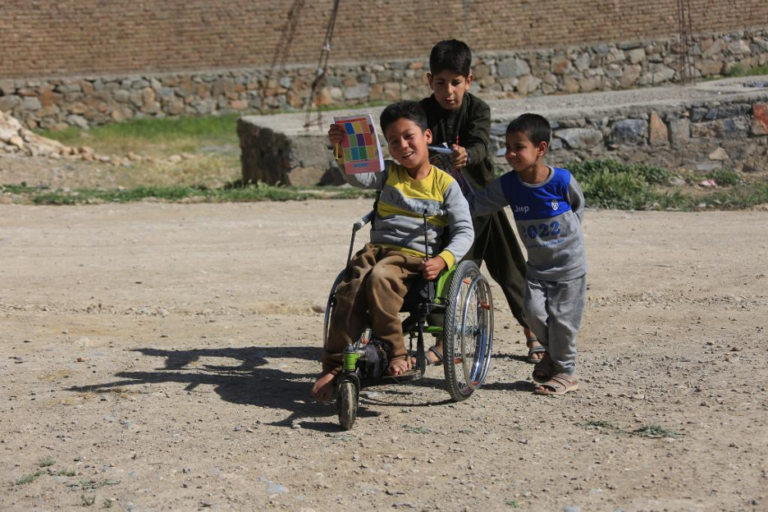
[{"xmin": 1, "ymin": 194, "xmax": 766, "ymax": 511}]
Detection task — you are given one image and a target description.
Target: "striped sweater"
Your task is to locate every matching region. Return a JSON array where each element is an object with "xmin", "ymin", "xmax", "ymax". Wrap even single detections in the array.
[{"xmin": 344, "ymin": 161, "xmax": 474, "ymax": 267}]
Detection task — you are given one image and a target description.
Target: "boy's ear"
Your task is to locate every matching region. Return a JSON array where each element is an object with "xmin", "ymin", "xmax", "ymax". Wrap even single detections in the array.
[
  {"xmin": 425, "ymin": 128, "xmax": 433, "ymax": 145},
  {"xmin": 426, "ymin": 73, "xmax": 434, "ymax": 90},
  {"xmin": 465, "ymin": 73, "xmax": 474, "ymax": 88},
  {"xmin": 537, "ymin": 141, "xmax": 548, "ymax": 157}
]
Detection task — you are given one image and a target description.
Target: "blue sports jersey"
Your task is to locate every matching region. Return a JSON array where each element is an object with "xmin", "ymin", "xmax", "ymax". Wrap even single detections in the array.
[{"xmin": 469, "ymin": 167, "xmax": 587, "ymax": 281}]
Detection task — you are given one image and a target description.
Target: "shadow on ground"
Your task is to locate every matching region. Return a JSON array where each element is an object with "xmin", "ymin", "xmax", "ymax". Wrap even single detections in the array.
[
  {"xmin": 68, "ymin": 345, "xmax": 457, "ymax": 431},
  {"xmin": 68, "ymin": 345, "xmax": 354, "ymax": 431}
]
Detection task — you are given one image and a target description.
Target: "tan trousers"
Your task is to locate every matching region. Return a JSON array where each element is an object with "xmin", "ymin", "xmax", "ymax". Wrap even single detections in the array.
[{"xmin": 322, "ymin": 243, "xmax": 422, "ymax": 374}]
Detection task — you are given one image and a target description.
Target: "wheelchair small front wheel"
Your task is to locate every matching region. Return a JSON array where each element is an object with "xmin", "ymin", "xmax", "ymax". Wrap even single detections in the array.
[
  {"xmin": 337, "ymin": 380, "xmax": 358, "ymax": 430},
  {"xmin": 443, "ymin": 260, "xmax": 494, "ymax": 402}
]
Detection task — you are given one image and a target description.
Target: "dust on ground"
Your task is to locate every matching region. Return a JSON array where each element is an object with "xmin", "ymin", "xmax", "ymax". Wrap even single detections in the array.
[{"xmin": 1, "ymin": 193, "xmax": 766, "ymax": 511}]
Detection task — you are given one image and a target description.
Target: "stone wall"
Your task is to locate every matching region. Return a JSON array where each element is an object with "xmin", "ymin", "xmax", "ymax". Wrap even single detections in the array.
[
  {"xmin": 238, "ymin": 81, "xmax": 768, "ymax": 186},
  {"xmin": 497, "ymin": 96, "xmax": 768, "ymax": 175},
  {"xmin": 2, "ymin": 29, "xmax": 768, "ymax": 131}
]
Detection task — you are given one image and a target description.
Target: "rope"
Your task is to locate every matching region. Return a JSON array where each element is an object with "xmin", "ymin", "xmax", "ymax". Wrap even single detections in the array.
[{"xmin": 303, "ymin": 0, "xmax": 342, "ymax": 129}]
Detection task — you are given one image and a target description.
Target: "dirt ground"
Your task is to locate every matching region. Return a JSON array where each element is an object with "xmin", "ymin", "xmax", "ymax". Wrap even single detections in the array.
[{"xmin": 1, "ymin": 192, "xmax": 767, "ymax": 511}]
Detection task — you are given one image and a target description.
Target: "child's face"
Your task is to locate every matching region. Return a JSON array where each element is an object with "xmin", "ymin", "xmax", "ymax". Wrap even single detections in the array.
[
  {"xmin": 384, "ymin": 118, "xmax": 433, "ymax": 170},
  {"xmin": 427, "ymin": 70, "xmax": 473, "ymax": 111},
  {"xmin": 505, "ymin": 131, "xmax": 547, "ymax": 172}
]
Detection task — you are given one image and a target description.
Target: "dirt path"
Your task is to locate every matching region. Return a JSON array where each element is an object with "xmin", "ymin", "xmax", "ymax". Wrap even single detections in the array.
[{"xmin": 1, "ymin": 201, "xmax": 766, "ymax": 511}]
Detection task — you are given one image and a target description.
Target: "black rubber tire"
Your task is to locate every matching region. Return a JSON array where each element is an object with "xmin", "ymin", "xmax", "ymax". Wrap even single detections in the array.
[
  {"xmin": 323, "ymin": 270, "xmax": 346, "ymax": 350},
  {"xmin": 443, "ymin": 260, "xmax": 483, "ymax": 402},
  {"xmin": 337, "ymin": 381, "xmax": 358, "ymax": 430}
]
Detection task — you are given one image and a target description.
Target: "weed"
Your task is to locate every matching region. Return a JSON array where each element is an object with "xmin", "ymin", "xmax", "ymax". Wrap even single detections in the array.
[
  {"xmin": 57, "ymin": 468, "xmax": 77, "ymax": 477},
  {"xmin": 77, "ymin": 479, "xmax": 121, "ymax": 491},
  {"xmin": 24, "ymin": 183, "xmax": 373, "ymax": 206},
  {"xmin": 37, "ymin": 114, "xmax": 240, "ymax": 155},
  {"xmin": 569, "ymin": 159, "xmax": 672, "ymax": 185},
  {"xmin": 632, "ymin": 424, "xmax": 680, "ymax": 438},
  {"xmin": 15, "ymin": 471, "xmax": 42, "ymax": 485},
  {"xmin": 81, "ymin": 494, "xmax": 96, "ymax": 507},
  {"xmin": 506, "ymin": 500, "xmax": 519, "ymax": 508},
  {"xmin": 706, "ymin": 169, "xmax": 742, "ymax": 186},
  {"xmin": 38, "ymin": 456, "xmax": 56, "ymax": 468},
  {"xmin": 103, "ymin": 498, "xmax": 114, "ymax": 509},
  {"xmin": 403, "ymin": 424, "xmax": 431, "ymax": 434},
  {"xmin": 581, "ymin": 420, "xmax": 620, "ymax": 431},
  {"xmin": 728, "ymin": 63, "xmax": 768, "ymax": 78}
]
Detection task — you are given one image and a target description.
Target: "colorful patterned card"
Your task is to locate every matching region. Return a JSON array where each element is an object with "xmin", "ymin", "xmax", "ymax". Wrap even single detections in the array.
[{"xmin": 333, "ymin": 114, "xmax": 385, "ymax": 174}]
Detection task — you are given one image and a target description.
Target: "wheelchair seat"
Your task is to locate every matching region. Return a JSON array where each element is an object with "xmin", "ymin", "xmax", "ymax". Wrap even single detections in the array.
[{"xmin": 401, "ymin": 278, "xmax": 435, "ymax": 312}]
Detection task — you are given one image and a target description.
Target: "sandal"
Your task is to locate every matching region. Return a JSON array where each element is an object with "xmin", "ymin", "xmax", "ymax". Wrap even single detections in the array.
[
  {"xmin": 534, "ymin": 373, "xmax": 578, "ymax": 396},
  {"xmin": 526, "ymin": 337, "xmax": 546, "ymax": 363},
  {"xmin": 532, "ymin": 352, "xmax": 554, "ymax": 384},
  {"xmin": 410, "ymin": 346, "xmax": 443, "ymax": 368}
]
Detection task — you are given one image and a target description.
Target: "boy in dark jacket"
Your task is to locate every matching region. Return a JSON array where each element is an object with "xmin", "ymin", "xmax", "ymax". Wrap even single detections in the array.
[{"xmin": 419, "ymin": 39, "xmax": 541, "ymax": 364}]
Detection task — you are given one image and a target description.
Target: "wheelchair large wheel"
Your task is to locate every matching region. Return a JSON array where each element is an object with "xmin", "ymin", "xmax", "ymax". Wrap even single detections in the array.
[
  {"xmin": 337, "ymin": 380, "xmax": 358, "ymax": 430},
  {"xmin": 443, "ymin": 260, "xmax": 494, "ymax": 402},
  {"xmin": 323, "ymin": 270, "xmax": 346, "ymax": 350}
]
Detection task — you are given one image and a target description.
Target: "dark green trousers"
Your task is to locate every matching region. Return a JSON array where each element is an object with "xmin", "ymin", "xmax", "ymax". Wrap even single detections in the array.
[{"xmin": 464, "ymin": 211, "xmax": 528, "ymax": 329}]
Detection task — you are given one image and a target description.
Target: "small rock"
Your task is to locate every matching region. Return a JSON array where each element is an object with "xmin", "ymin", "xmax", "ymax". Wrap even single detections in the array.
[
  {"xmin": 708, "ymin": 147, "xmax": 729, "ymax": 161},
  {"xmin": 669, "ymin": 176, "xmax": 686, "ymax": 186}
]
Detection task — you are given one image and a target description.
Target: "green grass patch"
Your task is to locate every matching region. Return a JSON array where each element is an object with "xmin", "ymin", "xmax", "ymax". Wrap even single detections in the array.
[
  {"xmin": 706, "ymin": 168, "xmax": 742, "ymax": 186},
  {"xmin": 566, "ymin": 159, "xmax": 768, "ymax": 211},
  {"xmin": 1, "ymin": 183, "xmax": 49, "ymax": 195},
  {"xmin": 15, "ymin": 471, "xmax": 42, "ymax": 486},
  {"xmin": 36, "ymin": 114, "xmax": 240, "ymax": 157},
  {"xmin": 569, "ymin": 159, "xmax": 671, "ymax": 185},
  {"xmin": 57, "ymin": 468, "xmax": 77, "ymax": 477},
  {"xmin": 39, "ymin": 114, "xmax": 238, "ymax": 146},
  {"xmin": 727, "ymin": 63, "xmax": 768, "ymax": 78},
  {"xmin": 23, "ymin": 183, "xmax": 374, "ymax": 206},
  {"xmin": 81, "ymin": 494, "xmax": 96, "ymax": 507}
]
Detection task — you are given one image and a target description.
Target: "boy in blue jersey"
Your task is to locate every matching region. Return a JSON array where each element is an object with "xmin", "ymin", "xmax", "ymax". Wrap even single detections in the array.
[
  {"xmin": 311, "ymin": 101, "xmax": 475, "ymax": 402},
  {"xmin": 468, "ymin": 113, "xmax": 586, "ymax": 395}
]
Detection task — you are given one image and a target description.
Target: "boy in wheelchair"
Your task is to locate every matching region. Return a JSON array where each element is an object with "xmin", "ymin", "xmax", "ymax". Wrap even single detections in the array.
[{"xmin": 311, "ymin": 101, "xmax": 475, "ymax": 402}]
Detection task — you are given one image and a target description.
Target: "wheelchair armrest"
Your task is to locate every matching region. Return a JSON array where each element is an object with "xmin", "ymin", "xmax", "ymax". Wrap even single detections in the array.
[{"xmin": 353, "ymin": 211, "xmax": 374, "ymax": 232}]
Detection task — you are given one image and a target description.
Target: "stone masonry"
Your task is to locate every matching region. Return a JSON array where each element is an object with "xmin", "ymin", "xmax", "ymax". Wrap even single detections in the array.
[
  {"xmin": 2, "ymin": 29, "xmax": 768, "ymax": 130},
  {"xmin": 238, "ymin": 78, "xmax": 768, "ymax": 186}
]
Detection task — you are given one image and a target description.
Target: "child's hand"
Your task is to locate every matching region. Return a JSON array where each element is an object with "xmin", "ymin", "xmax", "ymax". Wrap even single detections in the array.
[
  {"xmin": 419, "ymin": 256, "xmax": 447, "ymax": 281},
  {"xmin": 450, "ymin": 145, "xmax": 468, "ymax": 170},
  {"xmin": 328, "ymin": 123, "xmax": 345, "ymax": 147}
]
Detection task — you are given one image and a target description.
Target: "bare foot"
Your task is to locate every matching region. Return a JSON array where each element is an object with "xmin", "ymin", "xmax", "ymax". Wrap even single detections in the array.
[
  {"xmin": 388, "ymin": 357, "xmax": 410, "ymax": 376},
  {"xmin": 311, "ymin": 372, "xmax": 335, "ymax": 403}
]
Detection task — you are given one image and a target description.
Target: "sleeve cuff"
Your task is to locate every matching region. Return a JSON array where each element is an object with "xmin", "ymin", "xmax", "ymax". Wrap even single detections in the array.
[{"xmin": 437, "ymin": 250, "xmax": 456, "ymax": 268}]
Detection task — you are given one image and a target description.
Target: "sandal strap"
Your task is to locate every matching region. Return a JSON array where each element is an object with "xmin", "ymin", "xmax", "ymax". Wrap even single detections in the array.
[
  {"xmin": 543, "ymin": 374, "xmax": 575, "ymax": 391},
  {"xmin": 428, "ymin": 346, "xmax": 444, "ymax": 364}
]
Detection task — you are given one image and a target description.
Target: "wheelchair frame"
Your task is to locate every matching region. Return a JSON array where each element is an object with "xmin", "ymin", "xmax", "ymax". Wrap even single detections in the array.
[{"xmin": 324, "ymin": 209, "xmax": 494, "ymax": 429}]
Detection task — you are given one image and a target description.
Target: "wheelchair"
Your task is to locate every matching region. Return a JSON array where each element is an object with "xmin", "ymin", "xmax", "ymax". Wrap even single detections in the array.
[{"xmin": 323, "ymin": 208, "xmax": 494, "ymax": 430}]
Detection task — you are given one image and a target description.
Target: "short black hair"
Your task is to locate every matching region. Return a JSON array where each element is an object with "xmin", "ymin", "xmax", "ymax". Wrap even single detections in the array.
[
  {"xmin": 429, "ymin": 39, "xmax": 472, "ymax": 77},
  {"xmin": 380, "ymin": 101, "xmax": 428, "ymax": 135},
  {"xmin": 506, "ymin": 113, "xmax": 552, "ymax": 146}
]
